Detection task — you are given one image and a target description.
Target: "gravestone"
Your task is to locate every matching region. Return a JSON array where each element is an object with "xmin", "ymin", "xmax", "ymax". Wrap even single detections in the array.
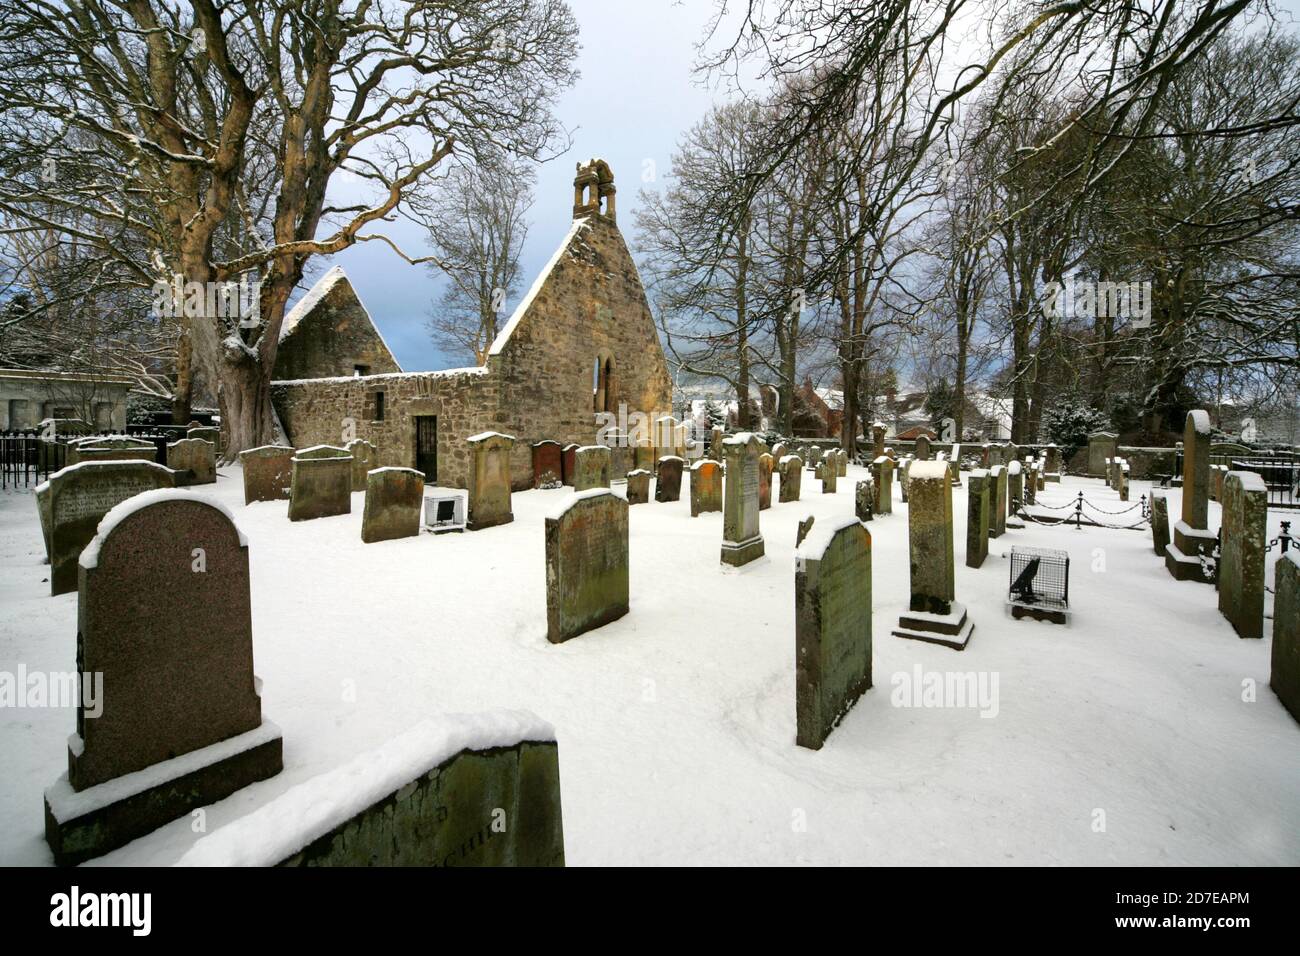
[
  {"xmin": 1119, "ymin": 462, "xmax": 1130, "ymax": 502},
  {"xmin": 187, "ymin": 425, "xmax": 220, "ymax": 448},
  {"xmin": 344, "ymin": 439, "xmax": 376, "ymax": 492},
  {"xmin": 808, "ymin": 447, "xmax": 822, "ymax": 471},
  {"xmin": 609, "ymin": 435, "xmax": 631, "ymax": 481},
  {"xmin": 990, "ymin": 465, "xmax": 1007, "ymax": 538},
  {"xmin": 915, "ymin": 435, "xmax": 931, "ymax": 460},
  {"xmin": 872, "ymin": 423, "xmax": 886, "ymax": 459},
  {"xmin": 545, "ymin": 489, "xmax": 629, "ymax": 643},
  {"xmin": 654, "ymin": 416, "xmax": 679, "ymax": 460},
  {"xmin": 561, "ymin": 444, "xmax": 579, "ymax": 486},
  {"xmin": 836, "ymin": 449, "xmax": 848, "ymax": 478},
  {"xmin": 710, "ymin": 426, "xmax": 725, "ymax": 461},
  {"xmin": 899, "ymin": 457, "xmax": 911, "ymax": 503},
  {"xmin": 795, "ymin": 518, "xmax": 873, "ymax": 750},
  {"xmin": 855, "ymin": 478, "xmax": 875, "ymax": 522},
  {"xmin": 633, "ymin": 440, "xmax": 655, "ymax": 473},
  {"xmin": 625, "ymin": 469, "xmax": 650, "ymax": 504},
  {"xmin": 44, "ymin": 492, "xmax": 282, "ymax": 866},
  {"xmin": 771, "ymin": 442, "xmax": 787, "ymax": 463},
  {"xmin": 467, "ymin": 432, "xmax": 515, "ymax": 530},
  {"xmin": 1211, "ymin": 464, "xmax": 1228, "ymax": 503},
  {"xmin": 892, "ymin": 460, "xmax": 973, "ymax": 650},
  {"xmin": 532, "ymin": 440, "xmax": 563, "ymax": 489},
  {"xmin": 1150, "ymin": 492, "xmax": 1171, "ymax": 556},
  {"xmin": 68, "ymin": 436, "xmax": 158, "ymax": 466},
  {"xmin": 361, "ymin": 467, "xmax": 425, "ymax": 544},
  {"xmin": 721, "ymin": 433, "xmax": 765, "ymax": 567},
  {"xmin": 871, "ymin": 457, "xmax": 893, "ymax": 515},
  {"xmin": 948, "ymin": 445, "xmax": 962, "ymax": 485},
  {"xmin": 1024, "ymin": 463, "xmax": 1037, "ymax": 505},
  {"xmin": 288, "ymin": 446, "xmax": 352, "ymax": 522},
  {"xmin": 573, "ymin": 445, "xmax": 611, "ymax": 491},
  {"xmin": 980, "ymin": 444, "xmax": 991, "ymax": 468},
  {"xmin": 1008, "ymin": 460, "xmax": 1023, "ymax": 512},
  {"xmin": 778, "ymin": 454, "xmax": 803, "ymax": 503},
  {"xmin": 39, "ymin": 460, "xmax": 176, "ymax": 596},
  {"xmin": 1088, "ymin": 431, "xmax": 1117, "ymax": 478},
  {"xmin": 819, "ymin": 452, "xmax": 838, "ymax": 493},
  {"xmin": 655, "ymin": 456, "xmax": 684, "ymax": 502},
  {"xmin": 1218, "ymin": 472, "xmax": 1267, "ymax": 640},
  {"xmin": 758, "ymin": 453, "xmax": 774, "ymax": 510},
  {"xmin": 1271, "ymin": 552, "xmax": 1300, "ymax": 723},
  {"xmin": 166, "ymin": 437, "xmax": 216, "ymax": 486},
  {"xmin": 1045, "ymin": 443, "xmax": 1062, "ymax": 480},
  {"xmin": 1165, "ymin": 410, "xmax": 1216, "ymax": 582},
  {"xmin": 966, "ymin": 469, "xmax": 990, "ymax": 569},
  {"xmin": 796, "ymin": 514, "xmax": 815, "ymax": 548},
  {"xmin": 690, "ymin": 460, "xmax": 723, "ymax": 517},
  {"xmin": 239, "ymin": 444, "xmax": 295, "ymax": 504}
]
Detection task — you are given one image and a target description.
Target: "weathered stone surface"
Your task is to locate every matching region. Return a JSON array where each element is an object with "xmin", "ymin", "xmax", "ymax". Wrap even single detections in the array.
[
  {"xmin": 772, "ymin": 442, "xmax": 787, "ymax": 463},
  {"xmin": 1008, "ymin": 461, "xmax": 1023, "ymax": 513},
  {"xmin": 796, "ymin": 514, "xmax": 815, "ymax": 547},
  {"xmin": 67, "ymin": 436, "xmax": 158, "ymax": 466},
  {"xmin": 239, "ymin": 444, "xmax": 295, "ymax": 505},
  {"xmin": 167, "ymin": 437, "xmax": 216, "ymax": 485},
  {"xmin": 778, "ymin": 454, "xmax": 802, "ymax": 503},
  {"xmin": 721, "ymin": 433, "xmax": 764, "ymax": 567},
  {"xmin": 346, "ymin": 439, "xmax": 377, "ymax": 492},
  {"xmin": 361, "ymin": 467, "xmax": 425, "ymax": 544},
  {"xmin": 467, "ymin": 432, "xmax": 514, "ymax": 530},
  {"xmin": 690, "ymin": 460, "xmax": 722, "ymax": 517},
  {"xmin": 273, "ymin": 266, "xmax": 401, "ymax": 381},
  {"xmin": 915, "ymin": 435, "xmax": 931, "ymax": 460},
  {"xmin": 288, "ymin": 449, "xmax": 352, "ymax": 522},
  {"xmin": 892, "ymin": 460, "xmax": 973, "ymax": 650},
  {"xmin": 561, "ymin": 444, "xmax": 579, "ymax": 486},
  {"xmin": 966, "ymin": 469, "xmax": 990, "ymax": 569},
  {"xmin": 1088, "ymin": 431, "xmax": 1117, "ymax": 478},
  {"xmin": 855, "ymin": 478, "xmax": 875, "ymax": 522},
  {"xmin": 187, "ymin": 426, "xmax": 220, "ymax": 449},
  {"xmin": 573, "ymin": 444, "xmax": 611, "ymax": 491},
  {"xmin": 709, "ymin": 426, "xmax": 725, "ymax": 461},
  {"xmin": 45, "ymin": 492, "xmax": 282, "ymax": 865},
  {"xmin": 871, "ymin": 457, "xmax": 893, "ymax": 515},
  {"xmin": 872, "ymin": 423, "xmax": 886, "ymax": 458},
  {"xmin": 1218, "ymin": 471, "xmax": 1267, "ymax": 639},
  {"xmin": 1151, "ymin": 492, "xmax": 1171, "ymax": 556},
  {"xmin": 1023, "ymin": 463, "xmax": 1037, "ymax": 505},
  {"xmin": 40, "ymin": 460, "xmax": 175, "ymax": 595},
  {"xmin": 899, "ymin": 457, "xmax": 911, "ymax": 503},
  {"xmin": 758, "ymin": 453, "xmax": 774, "ymax": 510},
  {"xmin": 626, "ymin": 468, "xmax": 650, "ymax": 504},
  {"xmin": 1045, "ymin": 443, "xmax": 1061, "ymax": 476},
  {"xmin": 655, "ymin": 455, "xmax": 684, "ymax": 502},
  {"xmin": 1271, "ymin": 552, "xmax": 1300, "ymax": 723},
  {"xmin": 531, "ymin": 440, "xmax": 563, "ymax": 488},
  {"xmin": 795, "ymin": 518, "xmax": 873, "ymax": 750},
  {"xmin": 633, "ymin": 440, "xmax": 654, "ymax": 473},
  {"xmin": 990, "ymin": 465, "xmax": 1007, "ymax": 538},
  {"xmin": 1166, "ymin": 410, "xmax": 1216, "ymax": 581},
  {"xmin": 545, "ymin": 490, "xmax": 629, "ymax": 643},
  {"xmin": 819, "ymin": 451, "xmax": 838, "ymax": 493}
]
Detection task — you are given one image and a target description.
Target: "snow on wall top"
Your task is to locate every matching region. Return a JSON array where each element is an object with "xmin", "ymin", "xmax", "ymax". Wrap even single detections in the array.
[
  {"xmin": 175, "ymin": 710, "xmax": 556, "ymax": 867},
  {"xmin": 467, "ymin": 430, "xmax": 515, "ymax": 444},
  {"xmin": 795, "ymin": 515, "xmax": 864, "ymax": 563},
  {"xmin": 547, "ymin": 486, "xmax": 618, "ymax": 521},
  {"xmin": 487, "ymin": 218, "xmax": 591, "ymax": 358},
  {"xmin": 79, "ymin": 489, "xmax": 245, "ymax": 570}
]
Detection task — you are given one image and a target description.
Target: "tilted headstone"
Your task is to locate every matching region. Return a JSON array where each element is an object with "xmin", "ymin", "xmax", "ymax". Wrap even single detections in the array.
[
  {"xmin": 871, "ymin": 456, "xmax": 893, "ymax": 515},
  {"xmin": 1270, "ymin": 552, "xmax": 1300, "ymax": 723},
  {"xmin": 38, "ymin": 460, "xmax": 176, "ymax": 595},
  {"xmin": 778, "ymin": 454, "xmax": 803, "ymax": 503},
  {"xmin": 758, "ymin": 453, "xmax": 774, "ymax": 510},
  {"xmin": 914, "ymin": 435, "xmax": 931, "ymax": 460},
  {"xmin": 545, "ymin": 489, "xmax": 629, "ymax": 643},
  {"xmin": 966, "ymin": 468, "xmax": 990, "ymax": 569},
  {"xmin": 288, "ymin": 446, "xmax": 352, "ymax": 522},
  {"xmin": 1218, "ymin": 472, "xmax": 1267, "ymax": 639},
  {"xmin": 855, "ymin": 478, "xmax": 875, "ymax": 522},
  {"xmin": 795, "ymin": 518, "xmax": 873, "ymax": 750},
  {"xmin": 1165, "ymin": 410, "xmax": 1216, "ymax": 581},
  {"xmin": 573, "ymin": 445, "xmax": 612, "ymax": 491},
  {"xmin": 561, "ymin": 444, "xmax": 579, "ymax": 486},
  {"xmin": 655, "ymin": 456, "xmax": 684, "ymax": 502},
  {"xmin": 467, "ymin": 432, "xmax": 515, "ymax": 530},
  {"xmin": 239, "ymin": 444, "xmax": 295, "ymax": 504},
  {"xmin": 346, "ymin": 439, "xmax": 376, "ymax": 492},
  {"xmin": 721, "ymin": 433, "xmax": 765, "ymax": 567},
  {"xmin": 361, "ymin": 467, "xmax": 424, "ymax": 544},
  {"xmin": 989, "ymin": 465, "xmax": 1007, "ymax": 538},
  {"xmin": 892, "ymin": 460, "xmax": 973, "ymax": 650},
  {"xmin": 690, "ymin": 459, "xmax": 723, "ymax": 517},
  {"xmin": 166, "ymin": 437, "xmax": 216, "ymax": 486},
  {"xmin": 44, "ymin": 492, "xmax": 282, "ymax": 866},
  {"xmin": 532, "ymin": 440, "xmax": 563, "ymax": 489}
]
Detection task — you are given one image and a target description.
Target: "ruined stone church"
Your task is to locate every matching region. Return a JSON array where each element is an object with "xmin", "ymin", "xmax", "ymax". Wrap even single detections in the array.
[{"xmin": 272, "ymin": 160, "xmax": 673, "ymax": 490}]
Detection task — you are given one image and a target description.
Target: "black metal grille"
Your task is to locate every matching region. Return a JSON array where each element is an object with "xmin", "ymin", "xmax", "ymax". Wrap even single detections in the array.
[
  {"xmin": 1008, "ymin": 546, "xmax": 1070, "ymax": 611},
  {"xmin": 0, "ymin": 427, "xmax": 183, "ymax": 489}
]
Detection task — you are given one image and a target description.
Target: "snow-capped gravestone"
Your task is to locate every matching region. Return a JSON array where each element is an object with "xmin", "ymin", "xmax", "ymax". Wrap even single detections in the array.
[
  {"xmin": 1166, "ymin": 410, "xmax": 1217, "ymax": 582},
  {"xmin": 915, "ymin": 435, "xmax": 931, "ymax": 460},
  {"xmin": 187, "ymin": 425, "xmax": 220, "ymax": 447},
  {"xmin": 561, "ymin": 444, "xmax": 579, "ymax": 486},
  {"xmin": 655, "ymin": 456, "xmax": 684, "ymax": 502},
  {"xmin": 855, "ymin": 478, "xmax": 875, "ymax": 522},
  {"xmin": 1023, "ymin": 462, "xmax": 1037, "ymax": 505},
  {"xmin": 545, "ymin": 489, "xmax": 629, "ymax": 643},
  {"xmin": 573, "ymin": 445, "xmax": 611, "ymax": 491},
  {"xmin": 239, "ymin": 444, "xmax": 295, "ymax": 504},
  {"xmin": 795, "ymin": 517, "xmax": 873, "ymax": 750},
  {"xmin": 346, "ymin": 438, "xmax": 377, "ymax": 493},
  {"xmin": 67, "ymin": 436, "xmax": 158, "ymax": 466},
  {"xmin": 1088, "ymin": 431, "xmax": 1117, "ymax": 478},
  {"xmin": 721, "ymin": 433, "xmax": 765, "ymax": 567},
  {"xmin": 892, "ymin": 460, "xmax": 973, "ymax": 650},
  {"xmin": 818, "ymin": 452, "xmax": 838, "ymax": 493},
  {"xmin": 1271, "ymin": 552, "xmax": 1300, "ymax": 723},
  {"xmin": 467, "ymin": 432, "xmax": 514, "ymax": 530},
  {"xmin": 1150, "ymin": 492, "xmax": 1171, "ymax": 556},
  {"xmin": 758, "ymin": 453, "xmax": 774, "ymax": 510},
  {"xmin": 778, "ymin": 454, "xmax": 803, "ymax": 503},
  {"xmin": 1218, "ymin": 472, "xmax": 1267, "ymax": 640},
  {"xmin": 835, "ymin": 449, "xmax": 848, "ymax": 478},
  {"xmin": 871, "ymin": 457, "xmax": 893, "ymax": 515},
  {"xmin": 44, "ymin": 492, "xmax": 282, "ymax": 866},
  {"xmin": 361, "ymin": 467, "xmax": 424, "ymax": 544},
  {"xmin": 1045, "ymin": 443, "xmax": 1062, "ymax": 481},
  {"xmin": 626, "ymin": 469, "xmax": 651, "ymax": 505},
  {"xmin": 1119, "ymin": 462, "xmax": 1130, "ymax": 502},
  {"xmin": 990, "ymin": 465, "xmax": 1008, "ymax": 538},
  {"xmin": 1212, "ymin": 464, "xmax": 1229, "ymax": 503},
  {"xmin": 288, "ymin": 445, "xmax": 352, "ymax": 522},
  {"xmin": 966, "ymin": 469, "xmax": 991, "ymax": 569},
  {"xmin": 178, "ymin": 711, "xmax": 564, "ymax": 867},
  {"xmin": 166, "ymin": 437, "xmax": 215, "ymax": 486},
  {"xmin": 532, "ymin": 440, "xmax": 563, "ymax": 489},
  {"xmin": 38, "ymin": 459, "xmax": 175, "ymax": 596},
  {"xmin": 690, "ymin": 460, "xmax": 722, "ymax": 517},
  {"xmin": 1007, "ymin": 460, "xmax": 1023, "ymax": 512}
]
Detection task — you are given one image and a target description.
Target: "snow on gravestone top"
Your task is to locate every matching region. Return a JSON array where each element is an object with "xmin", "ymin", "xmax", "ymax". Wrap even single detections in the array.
[
  {"xmin": 546, "ymin": 486, "xmax": 617, "ymax": 521},
  {"xmin": 1008, "ymin": 460, "xmax": 1021, "ymax": 475},
  {"xmin": 80, "ymin": 489, "xmax": 246, "ymax": 570},
  {"xmin": 794, "ymin": 515, "xmax": 864, "ymax": 567},
  {"xmin": 294, "ymin": 443, "xmax": 350, "ymax": 460},
  {"xmin": 1189, "ymin": 409, "xmax": 1212, "ymax": 435},
  {"xmin": 780, "ymin": 454, "xmax": 803, "ymax": 467},
  {"xmin": 1227, "ymin": 470, "xmax": 1268, "ymax": 493}
]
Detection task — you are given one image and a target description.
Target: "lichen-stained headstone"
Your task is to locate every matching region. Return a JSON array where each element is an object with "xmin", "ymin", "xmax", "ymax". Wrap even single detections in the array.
[
  {"xmin": 561, "ymin": 444, "xmax": 579, "ymax": 486},
  {"xmin": 626, "ymin": 468, "xmax": 651, "ymax": 504},
  {"xmin": 807, "ymin": 446, "xmax": 822, "ymax": 471},
  {"xmin": 346, "ymin": 438, "xmax": 377, "ymax": 493},
  {"xmin": 989, "ymin": 465, "xmax": 1007, "ymax": 538},
  {"xmin": 1270, "ymin": 552, "xmax": 1300, "ymax": 722},
  {"xmin": 758, "ymin": 453, "xmax": 774, "ymax": 510},
  {"xmin": 778, "ymin": 454, "xmax": 803, "ymax": 503},
  {"xmin": 361, "ymin": 467, "xmax": 425, "ymax": 544},
  {"xmin": 166, "ymin": 437, "xmax": 216, "ymax": 486},
  {"xmin": 721, "ymin": 433, "xmax": 765, "ymax": 567},
  {"xmin": 1150, "ymin": 492, "xmax": 1171, "ymax": 556},
  {"xmin": 855, "ymin": 478, "xmax": 875, "ymax": 522},
  {"xmin": 38, "ymin": 459, "xmax": 175, "ymax": 596},
  {"xmin": 872, "ymin": 423, "xmax": 886, "ymax": 459},
  {"xmin": 871, "ymin": 456, "xmax": 893, "ymax": 515},
  {"xmin": 965, "ymin": 469, "xmax": 990, "ymax": 569},
  {"xmin": 771, "ymin": 442, "xmax": 787, "ymax": 463},
  {"xmin": 1166, "ymin": 410, "xmax": 1216, "ymax": 581},
  {"xmin": 1218, "ymin": 471, "xmax": 1267, "ymax": 639},
  {"xmin": 288, "ymin": 445, "xmax": 352, "ymax": 522},
  {"xmin": 239, "ymin": 444, "xmax": 295, "ymax": 504},
  {"xmin": 573, "ymin": 444, "xmax": 611, "ymax": 491},
  {"xmin": 1045, "ymin": 443, "xmax": 1062, "ymax": 479},
  {"xmin": 545, "ymin": 489, "xmax": 629, "ymax": 643},
  {"xmin": 655, "ymin": 456, "xmax": 684, "ymax": 502},
  {"xmin": 915, "ymin": 435, "xmax": 931, "ymax": 460},
  {"xmin": 795, "ymin": 517, "xmax": 873, "ymax": 750},
  {"xmin": 531, "ymin": 440, "xmax": 563, "ymax": 489},
  {"xmin": 44, "ymin": 491, "xmax": 282, "ymax": 866},
  {"xmin": 690, "ymin": 459, "xmax": 723, "ymax": 517},
  {"xmin": 467, "ymin": 432, "xmax": 515, "ymax": 530},
  {"xmin": 818, "ymin": 451, "xmax": 838, "ymax": 493}
]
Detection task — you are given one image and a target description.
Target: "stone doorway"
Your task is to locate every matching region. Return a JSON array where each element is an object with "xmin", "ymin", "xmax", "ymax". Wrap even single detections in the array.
[{"xmin": 415, "ymin": 415, "xmax": 437, "ymax": 483}]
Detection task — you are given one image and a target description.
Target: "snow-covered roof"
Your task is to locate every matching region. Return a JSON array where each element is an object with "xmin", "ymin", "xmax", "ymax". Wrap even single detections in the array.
[{"xmin": 279, "ymin": 265, "xmax": 403, "ymax": 373}]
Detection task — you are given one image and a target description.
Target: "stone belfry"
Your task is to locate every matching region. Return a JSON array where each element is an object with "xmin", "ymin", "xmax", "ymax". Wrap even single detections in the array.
[{"xmin": 573, "ymin": 158, "xmax": 616, "ymax": 222}]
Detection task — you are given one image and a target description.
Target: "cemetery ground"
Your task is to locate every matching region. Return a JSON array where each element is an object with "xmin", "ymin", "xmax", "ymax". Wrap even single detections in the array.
[{"xmin": 0, "ymin": 464, "xmax": 1296, "ymax": 866}]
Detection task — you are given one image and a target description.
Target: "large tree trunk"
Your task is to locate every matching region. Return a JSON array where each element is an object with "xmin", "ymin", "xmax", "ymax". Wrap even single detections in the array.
[{"xmin": 218, "ymin": 354, "xmax": 277, "ymax": 462}]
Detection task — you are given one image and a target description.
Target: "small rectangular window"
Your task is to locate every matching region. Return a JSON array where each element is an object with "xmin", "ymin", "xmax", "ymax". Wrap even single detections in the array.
[
  {"xmin": 371, "ymin": 390, "xmax": 385, "ymax": 422},
  {"xmin": 354, "ymin": 364, "xmax": 370, "ymax": 377}
]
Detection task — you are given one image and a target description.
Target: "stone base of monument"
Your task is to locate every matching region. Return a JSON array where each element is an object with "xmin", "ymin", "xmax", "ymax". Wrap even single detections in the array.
[
  {"xmin": 467, "ymin": 513, "xmax": 513, "ymax": 531},
  {"xmin": 892, "ymin": 602, "xmax": 974, "ymax": 651},
  {"xmin": 720, "ymin": 534, "xmax": 765, "ymax": 568},
  {"xmin": 1165, "ymin": 521, "xmax": 1218, "ymax": 583},
  {"xmin": 44, "ymin": 720, "xmax": 283, "ymax": 867}
]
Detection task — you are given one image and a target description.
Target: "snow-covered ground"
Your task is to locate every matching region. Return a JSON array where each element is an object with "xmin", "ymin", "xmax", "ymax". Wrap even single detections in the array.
[{"xmin": 1, "ymin": 463, "xmax": 1297, "ymax": 865}]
